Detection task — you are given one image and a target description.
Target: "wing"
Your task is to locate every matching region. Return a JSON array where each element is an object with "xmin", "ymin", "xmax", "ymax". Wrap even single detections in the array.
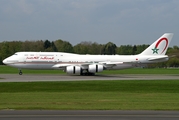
[{"xmin": 52, "ymin": 61, "xmax": 124, "ymax": 69}]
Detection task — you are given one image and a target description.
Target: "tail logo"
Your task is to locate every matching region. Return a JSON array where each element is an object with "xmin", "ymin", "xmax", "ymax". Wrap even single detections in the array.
[{"xmin": 152, "ymin": 37, "xmax": 168, "ymax": 54}]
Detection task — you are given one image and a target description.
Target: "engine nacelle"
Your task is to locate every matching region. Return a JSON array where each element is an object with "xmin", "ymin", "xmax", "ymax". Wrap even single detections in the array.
[
  {"xmin": 88, "ymin": 64, "xmax": 104, "ymax": 73},
  {"xmin": 66, "ymin": 66, "xmax": 82, "ymax": 74}
]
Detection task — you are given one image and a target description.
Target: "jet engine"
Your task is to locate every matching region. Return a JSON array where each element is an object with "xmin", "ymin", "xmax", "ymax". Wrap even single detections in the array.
[
  {"xmin": 88, "ymin": 64, "xmax": 104, "ymax": 73},
  {"xmin": 66, "ymin": 66, "xmax": 82, "ymax": 74}
]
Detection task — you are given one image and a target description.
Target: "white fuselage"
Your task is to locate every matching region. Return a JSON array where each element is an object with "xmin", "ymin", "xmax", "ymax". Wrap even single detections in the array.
[{"xmin": 3, "ymin": 52, "xmax": 168, "ymax": 70}]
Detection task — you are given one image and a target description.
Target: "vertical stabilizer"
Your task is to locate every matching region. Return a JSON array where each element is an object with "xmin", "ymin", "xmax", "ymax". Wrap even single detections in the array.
[{"xmin": 140, "ymin": 33, "xmax": 173, "ymax": 55}]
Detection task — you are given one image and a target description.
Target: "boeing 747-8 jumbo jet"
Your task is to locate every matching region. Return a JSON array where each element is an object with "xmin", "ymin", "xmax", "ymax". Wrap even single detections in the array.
[{"xmin": 3, "ymin": 33, "xmax": 173, "ymax": 75}]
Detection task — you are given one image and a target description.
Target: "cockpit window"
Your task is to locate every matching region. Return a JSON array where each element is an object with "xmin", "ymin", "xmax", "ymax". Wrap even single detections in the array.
[{"xmin": 14, "ymin": 54, "xmax": 18, "ymax": 55}]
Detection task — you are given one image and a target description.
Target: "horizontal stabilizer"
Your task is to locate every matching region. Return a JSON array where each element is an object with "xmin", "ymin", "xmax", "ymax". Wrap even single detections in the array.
[{"xmin": 147, "ymin": 56, "xmax": 168, "ymax": 61}]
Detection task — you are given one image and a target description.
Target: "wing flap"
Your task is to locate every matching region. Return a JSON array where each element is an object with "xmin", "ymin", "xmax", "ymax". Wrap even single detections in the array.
[
  {"xmin": 99, "ymin": 61, "xmax": 124, "ymax": 68},
  {"xmin": 52, "ymin": 64, "xmax": 72, "ymax": 68},
  {"xmin": 107, "ymin": 62, "xmax": 124, "ymax": 65}
]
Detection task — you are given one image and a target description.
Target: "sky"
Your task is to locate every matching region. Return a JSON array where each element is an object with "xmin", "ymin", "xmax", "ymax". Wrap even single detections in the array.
[{"xmin": 0, "ymin": 0, "xmax": 179, "ymax": 47}]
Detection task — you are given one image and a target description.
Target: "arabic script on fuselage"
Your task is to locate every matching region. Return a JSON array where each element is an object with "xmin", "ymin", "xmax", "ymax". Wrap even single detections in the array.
[{"xmin": 26, "ymin": 56, "xmax": 54, "ymax": 60}]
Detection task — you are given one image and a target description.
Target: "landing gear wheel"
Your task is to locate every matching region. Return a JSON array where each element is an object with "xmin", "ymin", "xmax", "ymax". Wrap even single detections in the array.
[
  {"xmin": 86, "ymin": 72, "xmax": 95, "ymax": 76},
  {"xmin": 81, "ymin": 72, "xmax": 95, "ymax": 76},
  {"xmin": 19, "ymin": 70, "xmax": 23, "ymax": 75}
]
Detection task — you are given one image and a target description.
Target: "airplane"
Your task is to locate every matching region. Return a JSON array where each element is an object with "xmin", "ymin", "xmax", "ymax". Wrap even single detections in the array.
[{"xmin": 3, "ymin": 33, "xmax": 173, "ymax": 75}]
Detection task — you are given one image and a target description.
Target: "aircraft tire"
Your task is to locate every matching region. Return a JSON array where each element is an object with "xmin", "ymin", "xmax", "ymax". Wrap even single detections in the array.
[
  {"xmin": 81, "ymin": 72, "xmax": 95, "ymax": 76},
  {"xmin": 19, "ymin": 71, "xmax": 23, "ymax": 75}
]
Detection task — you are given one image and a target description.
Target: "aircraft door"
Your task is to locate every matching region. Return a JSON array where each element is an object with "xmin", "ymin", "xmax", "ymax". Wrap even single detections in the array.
[{"xmin": 18, "ymin": 54, "xmax": 26, "ymax": 64}]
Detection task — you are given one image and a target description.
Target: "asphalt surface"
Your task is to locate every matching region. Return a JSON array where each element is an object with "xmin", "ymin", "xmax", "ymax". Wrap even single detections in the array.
[
  {"xmin": 0, "ymin": 74, "xmax": 179, "ymax": 82},
  {"xmin": 0, "ymin": 110, "xmax": 179, "ymax": 120}
]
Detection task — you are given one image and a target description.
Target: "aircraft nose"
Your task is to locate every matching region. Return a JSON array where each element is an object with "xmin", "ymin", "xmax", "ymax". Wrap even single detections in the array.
[{"xmin": 3, "ymin": 58, "xmax": 7, "ymax": 64}]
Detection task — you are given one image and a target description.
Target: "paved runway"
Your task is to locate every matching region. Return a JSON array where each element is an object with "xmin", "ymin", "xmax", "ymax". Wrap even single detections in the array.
[
  {"xmin": 0, "ymin": 110, "xmax": 179, "ymax": 120},
  {"xmin": 0, "ymin": 74, "xmax": 179, "ymax": 82}
]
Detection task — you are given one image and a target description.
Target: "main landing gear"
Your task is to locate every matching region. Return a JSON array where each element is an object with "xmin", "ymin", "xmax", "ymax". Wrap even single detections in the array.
[{"xmin": 80, "ymin": 72, "xmax": 95, "ymax": 76}]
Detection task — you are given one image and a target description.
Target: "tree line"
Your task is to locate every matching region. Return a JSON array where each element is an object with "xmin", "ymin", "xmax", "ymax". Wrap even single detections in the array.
[{"xmin": 0, "ymin": 39, "xmax": 179, "ymax": 67}]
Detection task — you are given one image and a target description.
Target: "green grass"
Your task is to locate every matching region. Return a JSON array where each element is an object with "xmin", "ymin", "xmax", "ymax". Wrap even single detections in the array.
[
  {"xmin": 1, "ymin": 65, "xmax": 179, "ymax": 74},
  {"xmin": 1, "ymin": 80, "xmax": 179, "ymax": 110}
]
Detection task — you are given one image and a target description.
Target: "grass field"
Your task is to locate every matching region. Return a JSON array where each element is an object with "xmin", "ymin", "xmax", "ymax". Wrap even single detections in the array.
[
  {"xmin": 1, "ymin": 80, "xmax": 179, "ymax": 110},
  {"xmin": 1, "ymin": 65, "xmax": 179, "ymax": 74}
]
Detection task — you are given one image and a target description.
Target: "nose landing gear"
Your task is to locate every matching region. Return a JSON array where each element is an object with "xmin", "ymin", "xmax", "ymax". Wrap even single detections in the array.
[{"xmin": 19, "ymin": 70, "xmax": 23, "ymax": 75}]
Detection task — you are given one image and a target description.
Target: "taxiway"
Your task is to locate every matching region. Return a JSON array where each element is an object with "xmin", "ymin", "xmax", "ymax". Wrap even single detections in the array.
[{"xmin": 0, "ymin": 110, "xmax": 179, "ymax": 120}]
